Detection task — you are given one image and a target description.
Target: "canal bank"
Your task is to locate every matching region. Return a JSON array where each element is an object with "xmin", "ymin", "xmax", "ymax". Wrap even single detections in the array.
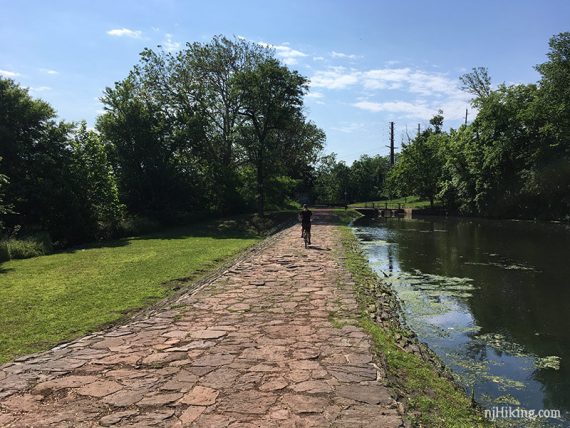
[
  {"xmin": 337, "ymin": 215, "xmax": 489, "ymax": 427},
  {"xmin": 350, "ymin": 214, "xmax": 570, "ymax": 427}
]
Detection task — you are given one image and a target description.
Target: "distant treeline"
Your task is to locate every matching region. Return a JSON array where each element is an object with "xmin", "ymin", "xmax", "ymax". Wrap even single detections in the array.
[
  {"xmin": 0, "ymin": 36, "xmax": 325, "ymax": 250},
  {"xmin": 316, "ymin": 33, "xmax": 570, "ymax": 220},
  {"xmin": 312, "ymin": 153, "xmax": 392, "ymax": 205}
]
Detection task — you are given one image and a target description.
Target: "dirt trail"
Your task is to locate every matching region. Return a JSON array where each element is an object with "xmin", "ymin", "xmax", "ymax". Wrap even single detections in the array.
[{"xmin": 0, "ymin": 210, "xmax": 403, "ymax": 427}]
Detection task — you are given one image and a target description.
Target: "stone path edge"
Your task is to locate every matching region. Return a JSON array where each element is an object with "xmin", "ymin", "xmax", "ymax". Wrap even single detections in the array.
[{"xmin": 1, "ymin": 217, "xmax": 296, "ymax": 371}]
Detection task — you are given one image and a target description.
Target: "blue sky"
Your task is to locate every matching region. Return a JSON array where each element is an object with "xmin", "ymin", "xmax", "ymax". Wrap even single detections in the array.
[{"xmin": 1, "ymin": 0, "xmax": 569, "ymax": 163}]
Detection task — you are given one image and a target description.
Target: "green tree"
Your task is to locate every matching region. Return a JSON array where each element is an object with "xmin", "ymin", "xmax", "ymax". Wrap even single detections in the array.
[
  {"xmin": 129, "ymin": 37, "xmax": 271, "ymax": 213},
  {"xmin": 533, "ymin": 32, "xmax": 570, "ymax": 217},
  {"xmin": 314, "ymin": 154, "xmax": 350, "ymax": 204},
  {"xmin": 97, "ymin": 75, "xmax": 204, "ymax": 219},
  {"xmin": 233, "ymin": 58, "xmax": 309, "ymax": 215},
  {"xmin": 99, "ymin": 36, "xmax": 324, "ymax": 219},
  {"xmin": 438, "ymin": 125, "xmax": 484, "ymax": 213},
  {"xmin": 70, "ymin": 123, "xmax": 124, "ymax": 238},
  {"xmin": 350, "ymin": 155, "xmax": 391, "ymax": 202},
  {"xmin": 439, "ymin": 33, "xmax": 570, "ymax": 219},
  {"xmin": 267, "ymin": 117, "xmax": 325, "ymax": 207},
  {"xmin": 387, "ymin": 118, "xmax": 447, "ymax": 208},
  {"xmin": 0, "ymin": 77, "xmax": 90, "ymax": 242},
  {"xmin": 459, "ymin": 67, "xmax": 492, "ymax": 105},
  {"xmin": 0, "ymin": 158, "xmax": 10, "ymax": 229}
]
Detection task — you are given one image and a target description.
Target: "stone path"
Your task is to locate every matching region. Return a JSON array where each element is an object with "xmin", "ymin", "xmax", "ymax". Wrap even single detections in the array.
[{"xmin": 0, "ymin": 210, "xmax": 403, "ymax": 427}]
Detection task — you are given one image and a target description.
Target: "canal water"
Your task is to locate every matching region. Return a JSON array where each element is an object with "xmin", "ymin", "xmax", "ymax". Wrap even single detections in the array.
[{"xmin": 353, "ymin": 215, "xmax": 570, "ymax": 426}]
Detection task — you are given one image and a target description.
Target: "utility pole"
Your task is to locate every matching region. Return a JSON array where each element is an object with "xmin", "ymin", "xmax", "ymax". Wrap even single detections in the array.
[
  {"xmin": 465, "ymin": 108, "xmax": 468, "ymax": 126},
  {"xmin": 417, "ymin": 123, "xmax": 420, "ymax": 136}
]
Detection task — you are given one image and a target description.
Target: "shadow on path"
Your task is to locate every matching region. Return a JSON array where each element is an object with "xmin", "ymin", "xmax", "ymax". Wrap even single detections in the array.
[{"xmin": 308, "ymin": 245, "xmax": 331, "ymax": 251}]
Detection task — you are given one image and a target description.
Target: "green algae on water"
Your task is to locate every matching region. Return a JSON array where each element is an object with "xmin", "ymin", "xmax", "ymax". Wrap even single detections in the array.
[{"xmin": 535, "ymin": 355, "xmax": 561, "ymax": 370}]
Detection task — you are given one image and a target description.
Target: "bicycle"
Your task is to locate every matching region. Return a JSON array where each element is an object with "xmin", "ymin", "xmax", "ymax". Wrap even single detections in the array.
[{"xmin": 302, "ymin": 227, "xmax": 311, "ymax": 248}]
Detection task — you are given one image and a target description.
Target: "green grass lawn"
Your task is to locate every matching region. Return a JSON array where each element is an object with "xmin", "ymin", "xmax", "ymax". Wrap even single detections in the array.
[
  {"xmin": 349, "ymin": 196, "xmax": 437, "ymax": 209},
  {"xmin": 0, "ymin": 216, "xmax": 283, "ymax": 363}
]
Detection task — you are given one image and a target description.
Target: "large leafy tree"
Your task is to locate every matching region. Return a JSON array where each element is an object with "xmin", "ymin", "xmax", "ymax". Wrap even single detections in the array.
[
  {"xmin": 0, "ymin": 78, "xmax": 88, "ymax": 242},
  {"xmin": 123, "ymin": 37, "xmax": 270, "ymax": 213},
  {"xmin": 441, "ymin": 32, "xmax": 570, "ymax": 218},
  {"xmin": 233, "ymin": 58, "xmax": 309, "ymax": 215},
  {"xmin": 0, "ymin": 78, "xmax": 128, "ymax": 243},
  {"xmin": 98, "ymin": 36, "xmax": 324, "ymax": 218},
  {"xmin": 97, "ymin": 74, "xmax": 205, "ymax": 218},
  {"xmin": 1, "ymin": 35, "xmax": 327, "ymax": 248},
  {"xmin": 533, "ymin": 32, "xmax": 570, "ymax": 216},
  {"xmin": 181, "ymin": 37, "xmax": 270, "ymax": 211}
]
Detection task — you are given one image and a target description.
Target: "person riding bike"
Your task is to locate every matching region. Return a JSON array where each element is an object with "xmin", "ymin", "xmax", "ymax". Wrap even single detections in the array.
[{"xmin": 299, "ymin": 204, "xmax": 312, "ymax": 245}]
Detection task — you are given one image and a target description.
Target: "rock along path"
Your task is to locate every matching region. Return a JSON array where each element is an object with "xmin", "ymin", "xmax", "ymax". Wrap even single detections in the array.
[{"xmin": 0, "ymin": 210, "xmax": 403, "ymax": 427}]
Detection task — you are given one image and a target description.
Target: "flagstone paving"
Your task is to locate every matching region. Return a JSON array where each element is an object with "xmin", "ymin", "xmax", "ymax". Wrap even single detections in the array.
[{"xmin": 0, "ymin": 210, "xmax": 403, "ymax": 427}]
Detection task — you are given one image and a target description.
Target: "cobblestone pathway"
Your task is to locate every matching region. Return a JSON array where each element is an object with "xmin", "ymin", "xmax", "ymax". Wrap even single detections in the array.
[{"xmin": 0, "ymin": 211, "xmax": 403, "ymax": 427}]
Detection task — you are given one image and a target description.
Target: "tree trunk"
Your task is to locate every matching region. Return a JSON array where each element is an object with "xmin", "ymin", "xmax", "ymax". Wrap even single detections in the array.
[{"xmin": 257, "ymin": 151, "xmax": 264, "ymax": 216}]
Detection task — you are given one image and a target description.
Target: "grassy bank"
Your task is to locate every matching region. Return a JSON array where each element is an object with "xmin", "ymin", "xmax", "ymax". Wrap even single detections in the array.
[
  {"xmin": 0, "ymin": 213, "xmax": 291, "ymax": 364},
  {"xmin": 336, "ymin": 211, "xmax": 489, "ymax": 427}
]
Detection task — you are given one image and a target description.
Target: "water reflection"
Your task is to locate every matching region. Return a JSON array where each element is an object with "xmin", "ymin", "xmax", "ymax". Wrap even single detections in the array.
[{"xmin": 354, "ymin": 216, "xmax": 570, "ymax": 425}]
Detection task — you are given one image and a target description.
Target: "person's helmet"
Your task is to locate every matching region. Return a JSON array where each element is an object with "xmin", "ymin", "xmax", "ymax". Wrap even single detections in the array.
[{"xmin": 303, "ymin": 204, "xmax": 308, "ymax": 209}]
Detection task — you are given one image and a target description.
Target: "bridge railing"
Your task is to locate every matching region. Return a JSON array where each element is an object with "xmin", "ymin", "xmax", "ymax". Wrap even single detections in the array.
[{"xmin": 351, "ymin": 202, "xmax": 404, "ymax": 210}]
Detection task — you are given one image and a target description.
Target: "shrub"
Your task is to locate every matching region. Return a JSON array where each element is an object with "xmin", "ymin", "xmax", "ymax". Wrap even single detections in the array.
[
  {"xmin": 0, "ymin": 242, "xmax": 9, "ymax": 262},
  {"xmin": 5, "ymin": 233, "xmax": 53, "ymax": 260},
  {"xmin": 117, "ymin": 215, "xmax": 162, "ymax": 237}
]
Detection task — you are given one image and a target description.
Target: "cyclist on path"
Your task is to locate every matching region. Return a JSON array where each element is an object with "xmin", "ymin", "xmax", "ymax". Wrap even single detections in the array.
[{"xmin": 299, "ymin": 204, "xmax": 312, "ymax": 245}]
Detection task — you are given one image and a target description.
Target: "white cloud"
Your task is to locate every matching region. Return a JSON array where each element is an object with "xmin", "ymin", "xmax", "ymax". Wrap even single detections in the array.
[
  {"xmin": 106, "ymin": 28, "xmax": 142, "ymax": 38},
  {"xmin": 30, "ymin": 86, "xmax": 52, "ymax": 92},
  {"xmin": 163, "ymin": 34, "xmax": 181, "ymax": 52},
  {"xmin": 331, "ymin": 51, "xmax": 360, "ymax": 60},
  {"xmin": 408, "ymin": 70, "xmax": 459, "ymax": 96},
  {"xmin": 353, "ymin": 101, "xmax": 434, "ymax": 119},
  {"xmin": 311, "ymin": 66, "xmax": 467, "ymax": 101},
  {"xmin": 313, "ymin": 56, "xmax": 325, "ymax": 61},
  {"xmin": 331, "ymin": 122, "xmax": 365, "ymax": 133},
  {"xmin": 40, "ymin": 68, "xmax": 58, "ymax": 75},
  {"xmin": 310, "ymin": 67, "xmax": 360, "ymax": 89},
  {"xmin": 0, "ymin": 69, "xmax": 19, "ymax": 78},
  {"xmin": 310, "ymin": 58, "xmax": 471, "ymax": 122},
  {"xmin": 305, "ymin": 91, "xmax": 324, "ymax": 99},
  {"xmin": 361, "ymin": 68, "xmax": 410, "ymax": 90},
  {"xmin": 352, "ymin": 101, "xmax": 384, "ymax": 112},
  {"xmin": 353, "ymin": 96, "xmax": 469, "ymax": 121},
  {"xmin": 360, "ymin": 68, "xmax": 463, "ymax": 97},
  {"xmin": 258, "ymin": 41, "xmax": 307, "ymax": 65}
]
